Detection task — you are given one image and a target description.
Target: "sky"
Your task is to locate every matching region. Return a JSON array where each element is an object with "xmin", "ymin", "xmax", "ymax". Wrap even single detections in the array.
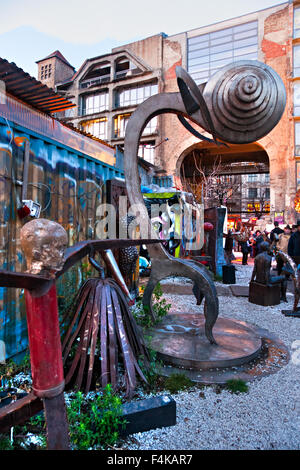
[{"xmin": 0, "ymin": 0, "xmax": 286, "ymax": 78}]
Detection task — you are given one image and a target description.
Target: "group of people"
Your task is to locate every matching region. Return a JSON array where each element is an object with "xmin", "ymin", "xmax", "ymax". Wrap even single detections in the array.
[{"xmin": 224, "ymin": 220, "xmax": 300, "ymax": 267}]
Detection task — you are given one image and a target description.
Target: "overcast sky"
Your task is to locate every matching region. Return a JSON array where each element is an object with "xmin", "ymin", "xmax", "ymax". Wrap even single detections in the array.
[{"xmin": 0, "ymin": 0, "xmax": 285, "ymax": 77}]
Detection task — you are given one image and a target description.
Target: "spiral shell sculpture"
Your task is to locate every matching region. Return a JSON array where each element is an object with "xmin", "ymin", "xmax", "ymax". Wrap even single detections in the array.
[
  {"xmin": 203, "ymin": 61, "xmax": 286, "ymax": 144},
  {"xmin": 123, "ymin": 60, "xmax": 286, "ymax": 345}
]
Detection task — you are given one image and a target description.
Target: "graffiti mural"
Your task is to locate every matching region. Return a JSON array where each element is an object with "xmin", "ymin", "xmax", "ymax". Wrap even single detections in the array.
[{"xmin": 0, "ymin": 117, "xmax": 123, "ymax": 359}]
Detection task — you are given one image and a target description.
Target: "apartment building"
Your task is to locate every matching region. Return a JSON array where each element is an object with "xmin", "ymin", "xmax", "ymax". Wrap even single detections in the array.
[{"xmin": 37, "ymin": 1, "xmax": 300, "ymax": 224}]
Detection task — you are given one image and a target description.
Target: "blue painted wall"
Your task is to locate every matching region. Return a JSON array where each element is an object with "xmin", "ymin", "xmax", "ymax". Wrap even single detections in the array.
[{"xmin": 0, "ymin": 116, "xmax": 123, "ymax": 360}]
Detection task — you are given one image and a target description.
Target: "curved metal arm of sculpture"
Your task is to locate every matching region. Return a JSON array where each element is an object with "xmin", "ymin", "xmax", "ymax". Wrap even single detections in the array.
[
  {"xmin": 123, "ymin": 86, "xmax": 220, "ymax": 344},
  {"xmin": 123, "ymin": 61, "xmax": 286, "ymax": 345},
  {"xmin": 0, "ymin": 238, "xmax": 162, "ymax": 295}
]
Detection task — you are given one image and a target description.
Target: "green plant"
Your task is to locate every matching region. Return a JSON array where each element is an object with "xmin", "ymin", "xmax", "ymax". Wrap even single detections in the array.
[
  {"xmin": 67, "ymin": 385, "xmax": 126, "ymax": 450},
  {"xmin": 0, "ymin": 434, "xmax": 13, "ymax": 450},
  {"xmin": 29, "ymin": 413, "xmax": 45, "ymax": 429},
  {"xmin": 163, "ymin": 373, "xmax": 194, "ymax": 394},
  {"xmin": 0, "ymin": 352, "xmax": 31, "ymax": 388},
  {"xmin": 133, "ymin": 283, "xmax": 171, "ymax": 329},
  {"xmin": 226, "ymin": 379, "xmax": 249, "ymax": 394},
  {"xmin": 138, "ymin": 341, "xmax": 163, "ymax": 390}
]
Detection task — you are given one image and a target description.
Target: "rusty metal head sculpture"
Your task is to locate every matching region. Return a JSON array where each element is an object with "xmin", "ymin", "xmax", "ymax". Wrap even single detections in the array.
[
  {"xmin": 123, "ymin": 61, "xmax": 286, "ymax": 344},
  {"xmin": 20, "ymin": 218, "xmax": 68, "ymax": 279}
]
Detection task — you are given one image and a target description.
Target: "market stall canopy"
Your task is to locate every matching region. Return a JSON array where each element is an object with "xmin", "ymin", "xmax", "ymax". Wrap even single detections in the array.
[{"xmin": 0, "ymin": 58, "xmax": 76, "ymax": 114}]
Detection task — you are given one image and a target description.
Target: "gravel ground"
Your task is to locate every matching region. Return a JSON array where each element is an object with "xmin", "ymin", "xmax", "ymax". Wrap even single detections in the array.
[{"xmin": 124, "ymin": 264, "xmax": 300, "ymax": 450}]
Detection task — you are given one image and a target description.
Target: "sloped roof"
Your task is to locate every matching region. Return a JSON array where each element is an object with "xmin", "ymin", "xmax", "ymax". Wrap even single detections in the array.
[
  {"xmin": 69, "ymin": 48, "xmax": 152, "ymax": 83},
  {"xmin": 36, "ymin": 50, "xmax": 75, "ymax": 70},
  {"xmin": 0, "ymin": 57, "xmax": 76, "ymax": 114}
]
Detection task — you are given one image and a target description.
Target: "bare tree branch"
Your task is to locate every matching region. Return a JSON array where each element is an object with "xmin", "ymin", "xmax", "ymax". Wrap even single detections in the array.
[{"xmin": 181, "ymin": 153, "xmax": 241, "ymax": 209}]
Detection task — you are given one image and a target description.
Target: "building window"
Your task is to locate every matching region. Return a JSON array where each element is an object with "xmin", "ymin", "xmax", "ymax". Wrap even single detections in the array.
[
  {"xmin": 295, "ymin": 122, "xmax": 300, "ymax": 155},
  {"xmin": 294, "ymin": 81, "xmax": 300, "ymax": 116},
  {"xmin": 143, "ymin": 117, "xmax": 158, "ymax": 135},
  {"xmin": 296, "ymin": 161, "xmax": 300, "ymax": 189},
  {"xmin": 248, "ymin": 187, "xmax": 258, "ymax": 199},
  {"xmin": 117, "ymin": 83, "xmax": 158, "ymax": 107},
  {"xmin": 40, "ymin": 63, "xmax": 52, "ymax": 80},
  {"xmin": 247, "ymin": 202, "xmax": 260, "ymax": 212},
  {"xmin": 81, "ymin": 118, "xmax": 107, "ymax": 140},
  {"xmin": 294, "ymin": 44, "xmax": 300, "ymax": 77},
  {"xmin": 187, "ymin": 21, "xmax": 258, "ymax": 84},
  {"xmin": 114, "ymin": 114, "xmax": 131, "ymax": 138},
  {"xmin": 264, "ymin": 173, "xmax": 270, "ymax": 183},
  {"xmin": 114, "ymin": 115, "xmax": 157, "ymax": 138},
  {"xmin": 138, "ymin": 142, "xmax": 155, "ymax": 164},
  {"xmin": 80, "ymin": 62, "xmax": 111, "ymax": 89},
  {"xmin": 247, "ymin": 173, "xmax": 258, "ymax": 182},
  {"xmin": 81, "ymin": 92, "xmax": 109, "ymax": 115},
  {"xmin": 264, "ymin": 188, "xmax": 270, "ymax": 199},
  {"xmin": 115, "ymin": 57, "xmax": 142, "ymax": 79},
  {"xmin": 294, "ymin": 7, "xmax": 300, "ymax": 39}
]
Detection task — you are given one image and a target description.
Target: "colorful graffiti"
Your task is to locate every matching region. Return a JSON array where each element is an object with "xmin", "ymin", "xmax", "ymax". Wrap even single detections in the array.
[{"xmin": 0, "ymin": 117, "xmax": 123, "ymax": 359}]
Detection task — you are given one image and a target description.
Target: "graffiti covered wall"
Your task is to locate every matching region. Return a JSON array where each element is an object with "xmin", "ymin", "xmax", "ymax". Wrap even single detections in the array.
[{"xmin": 0, "ymin": 108, "xmax": 123, "ymax": 359}]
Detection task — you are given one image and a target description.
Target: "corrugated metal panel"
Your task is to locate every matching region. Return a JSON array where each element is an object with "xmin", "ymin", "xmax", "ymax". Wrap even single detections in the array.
[
  {"xmin": 0, "ymin": 57, "xmax": 75, "ymax": 114},
  {"xmin": 0, "ymin": 93, "xmax": 116, "ymax": 166},
  {"xmin": 0, "ymin": 117, "xmax": 123, "ymax": 360}
]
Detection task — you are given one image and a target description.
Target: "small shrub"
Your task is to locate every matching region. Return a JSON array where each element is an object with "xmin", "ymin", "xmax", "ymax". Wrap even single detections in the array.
[
  {"xmin": 133, "ymin": 283, "xmax": 171, "ymax": 329},
  {"xmin": 226, "ymin": 379, "xmax": 249, "ymax": 394},
  {"xmin": 0, "ymin": 352, "xmax": 31, "ymax": 388},
  {"xmin": 67, "ymin": 385, "xmax": 126, "ymax": 450},
  {"xmin": 0, "ymin": 434, "xmax": 13, "ymax": 450},
  {"xmin": 138, "ymin": 343, "xmax": 162, "ymax": 390},
  {"xmin": 164, "ymin": 373, "xmax": 194, "ymax": 394}
]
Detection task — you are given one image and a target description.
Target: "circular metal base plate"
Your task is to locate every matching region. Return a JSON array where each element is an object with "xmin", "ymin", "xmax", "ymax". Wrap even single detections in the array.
[{"xmin": 148, "ymin": 314, "xmax": 262, "ymax": 370}]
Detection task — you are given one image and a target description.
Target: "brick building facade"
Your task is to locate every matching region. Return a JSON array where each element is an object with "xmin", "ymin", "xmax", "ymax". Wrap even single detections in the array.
[{"xmin": 37, "ymin": 1, "xmax": 300, "ymax": 225}]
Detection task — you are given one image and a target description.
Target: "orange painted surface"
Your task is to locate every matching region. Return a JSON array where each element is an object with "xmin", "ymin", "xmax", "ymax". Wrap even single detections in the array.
[
  {"xmin": 261, "ymin": 39, "xmax": 286, "ymax": 59},
  {"xmin": 165, "ymin": 59, "xmax": 182, "ymax": 81}
]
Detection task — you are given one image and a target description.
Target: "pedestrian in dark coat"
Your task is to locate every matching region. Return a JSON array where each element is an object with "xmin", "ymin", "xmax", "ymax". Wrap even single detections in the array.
[
  {"xmin": 270, "ymin": 221, "xmax": 284, "ymax": 243},
  {"xmin": 288, "ymin": 221, "xmax": 300, "ymax": 263},
  {"xmin": 255, "ymin": 230, "xmax": 264, "ymax": 254},
  {"xmin": 240, "ymin": 240, "xmax": 250, "ymax": 265}
]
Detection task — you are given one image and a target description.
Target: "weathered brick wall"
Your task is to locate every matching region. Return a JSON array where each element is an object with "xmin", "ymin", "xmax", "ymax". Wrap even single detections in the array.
[
  {"xmin": 38, "ymin": 57, "xmax": 74, "ymax": 89},
  {"xmin": 37, "ymin": 57, "xmax": 56, "ymax": 89},
  {"xmin": 260, "ymin": 4, "xmax": 294, "ymax": 223},
  {"xmin": 54, "ymin": 60, "xmax": 74, "ymax": 86}
]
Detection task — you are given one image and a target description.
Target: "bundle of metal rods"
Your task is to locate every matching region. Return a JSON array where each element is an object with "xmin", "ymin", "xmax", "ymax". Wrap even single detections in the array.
[{"xmin": 61, "ymin": 277, "xmax": 149, "ymax": 397}]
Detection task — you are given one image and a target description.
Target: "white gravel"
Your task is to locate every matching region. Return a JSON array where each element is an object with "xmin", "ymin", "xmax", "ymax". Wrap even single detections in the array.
[{"xmin": 124, "ymin": 264, "xmax": 300, "ymax": 450}]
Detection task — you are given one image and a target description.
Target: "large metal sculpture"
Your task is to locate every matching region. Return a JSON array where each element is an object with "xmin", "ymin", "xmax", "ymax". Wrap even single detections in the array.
[
  {"xmin": 123, "ymin": 61, "xmax": 286, "ymax": 344},
  {"xmin": 0, "ymin": 235, "xmax": 161, "ymax": 449}
]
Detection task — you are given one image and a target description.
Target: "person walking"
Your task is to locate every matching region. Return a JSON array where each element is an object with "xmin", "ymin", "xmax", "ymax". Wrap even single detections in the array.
[
  {"xmin": 249, "ymin": 232, "xmax": 256, "ymax": 258},
  {"xmin": 240, "ymin": 238, "xmax": 250, "ymax": 265},
  {"xmin": 255, "ymin": 230, "xmax": 264, "ymax": 254},
  {"xmin": 270, "ymin": 221, "xmax": 284, "ymax": 244}
]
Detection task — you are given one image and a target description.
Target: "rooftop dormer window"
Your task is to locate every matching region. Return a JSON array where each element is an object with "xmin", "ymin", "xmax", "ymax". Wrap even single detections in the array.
[
  {"xmin": 80, "ymin": 62, "xmax": 111, "ymax": 89},
  {"xmin": 115, "ymin": 57, "xmax": 142, "ymax": 80}
]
